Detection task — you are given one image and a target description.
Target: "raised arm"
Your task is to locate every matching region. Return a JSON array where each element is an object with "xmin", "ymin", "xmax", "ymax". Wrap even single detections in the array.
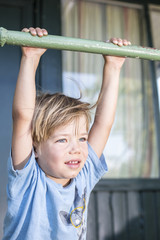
[
  {"xmin": 88, "ymin": 38, "xmax": 131, "ymax": 158},
  {"xmin": 12, "ymin": 27, "xmax": 48, "ymax": 170}
]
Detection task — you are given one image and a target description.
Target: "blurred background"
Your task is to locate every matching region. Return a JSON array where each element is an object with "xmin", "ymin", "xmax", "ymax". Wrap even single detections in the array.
[{"xmin": 0, "ymin": 0, "xmax": 160, "ymax": 239}]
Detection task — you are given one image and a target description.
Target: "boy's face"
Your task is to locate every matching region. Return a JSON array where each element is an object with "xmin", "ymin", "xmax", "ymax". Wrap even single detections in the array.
[{"xmin": 35, "ymin": 115, "xmax": 88, "ymax": 187}]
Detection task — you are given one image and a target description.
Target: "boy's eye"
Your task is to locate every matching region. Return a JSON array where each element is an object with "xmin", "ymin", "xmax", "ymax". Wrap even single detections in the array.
[
  {"xmin": 79, "ymin": 137, "xmax": 87, "ymax": 142},
  {"xmin": 56, "ymin": 139, "xmax": 67, "ymax": 143}
]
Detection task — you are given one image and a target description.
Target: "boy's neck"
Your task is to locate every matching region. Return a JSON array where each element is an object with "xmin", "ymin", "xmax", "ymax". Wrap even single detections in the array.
[{"xmin": 46, "ymin": 174, "xmax": 71, "ymax": 187}]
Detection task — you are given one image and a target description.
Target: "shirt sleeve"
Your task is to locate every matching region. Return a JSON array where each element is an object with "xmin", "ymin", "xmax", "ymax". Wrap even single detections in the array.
[
  {"xmin": 7, "ymin": 149, "xmax": 37, "ymax": 199},
  {"xmin": 78, "ymin": 143, "xmax": 108, "ymax": 193}
]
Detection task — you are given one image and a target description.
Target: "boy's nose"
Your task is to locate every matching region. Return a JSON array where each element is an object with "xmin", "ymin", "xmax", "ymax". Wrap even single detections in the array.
[{"xmin": 69, "ymin": 140, "xmax": 80, "ymax": 154}]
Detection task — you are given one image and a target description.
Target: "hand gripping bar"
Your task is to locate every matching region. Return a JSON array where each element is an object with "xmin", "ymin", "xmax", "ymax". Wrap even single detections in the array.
[{"xmin": 0, "ymin": 27, "xmax": 160, "ymax": 61}]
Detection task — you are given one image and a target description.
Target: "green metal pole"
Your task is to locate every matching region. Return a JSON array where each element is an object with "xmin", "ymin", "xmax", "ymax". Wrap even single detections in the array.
[{"xmin": 0, "ymin": 27, "xmax": 160, "ymax": 61}]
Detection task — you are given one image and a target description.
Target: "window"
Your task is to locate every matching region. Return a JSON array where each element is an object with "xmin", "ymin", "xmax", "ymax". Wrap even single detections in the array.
[
  {"xmin": 61, "ymin": 0, "xmax": 159, "ymax": 178},
  {"xmin": 150, "ymin": 5, "xmax": 160, "ymax": 107}
]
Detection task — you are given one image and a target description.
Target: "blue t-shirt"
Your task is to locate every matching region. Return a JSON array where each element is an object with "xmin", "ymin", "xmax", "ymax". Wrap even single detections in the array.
[{"xmin": 2, "ymin": 143, "xmax": 107, "ymax": 240}]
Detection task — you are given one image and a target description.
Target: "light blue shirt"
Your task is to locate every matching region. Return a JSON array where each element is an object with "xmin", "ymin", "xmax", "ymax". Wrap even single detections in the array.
[{"xmin": 2, "ymin": 143, "xmax": 107, "ymax": 240}]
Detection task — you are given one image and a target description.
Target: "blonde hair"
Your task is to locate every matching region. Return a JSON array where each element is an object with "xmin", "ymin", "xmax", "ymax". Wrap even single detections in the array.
[{"xmin": 31, "ymin": 92, "xmax": 92, "ymax": 145}]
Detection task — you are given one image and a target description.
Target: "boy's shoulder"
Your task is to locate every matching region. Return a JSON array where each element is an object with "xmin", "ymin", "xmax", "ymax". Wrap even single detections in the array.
[
  {"xmin": 76, "ymin": 142, "xmax": 108, "ymax": 192},
  {"xmin": 7, "ymin": 149, "xmax": 39, "ymax": 198},
  {"xmin": 87, "ymin": 142, "xmax": 107, "ymax": 171}
]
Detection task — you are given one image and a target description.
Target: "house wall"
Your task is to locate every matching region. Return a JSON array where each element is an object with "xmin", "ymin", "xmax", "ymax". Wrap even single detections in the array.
[{"xmin": 87, "ymin": 179, "xmax": 160, "ymax": 240}]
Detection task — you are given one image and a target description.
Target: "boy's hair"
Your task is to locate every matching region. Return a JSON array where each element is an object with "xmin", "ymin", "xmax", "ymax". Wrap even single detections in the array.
[{"xmin": 31, "ymin": 92, "xmax": 92, "ymax": 145}]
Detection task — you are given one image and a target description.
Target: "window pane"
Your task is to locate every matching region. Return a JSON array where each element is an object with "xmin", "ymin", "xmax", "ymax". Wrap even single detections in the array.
[
  {"xmin": 61, "ymin": 0, "xmax": 158, "ymax": 178},
  {"xmin": 150, "ymin": 5, "xmax": 160, "ymax": 107}
]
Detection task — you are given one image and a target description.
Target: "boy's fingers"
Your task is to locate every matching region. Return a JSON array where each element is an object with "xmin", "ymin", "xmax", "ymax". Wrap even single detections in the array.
[
  {"xmin": 117, "ymin": 38, "xmax": 123, "ymax": 46},
  {"xmin": 123, "ymin": 39, "xmax": 128, "ymax": 45},
  {"xmin": 35, "ymin": 27, "xmax": 44, "ymax": 37},
  {"xmin": 28, "ymin": 27, "xmax": 48, "ymax": 37},
  {"xmin": 108, "ymin": 38, "xmax": 131, "ymax": 46},
  {"xmin": 35, "ymin": 27, "xmax": 48, "ymax": 37},
  {"xmin": 109, "ymin": 38, "xmax": 123, "ymax": 46},
  {"xmin": 123, "ymin": 39, "xmax": 131, "ymax": 46},
  {"xmin": 42, "ymin": 28, "xmax": 48, "ymax": 36},
  {"xmin": 28, "ymin": 27, "xmax": 37, "ymax": 36},
  {"xmin": 109, "ymin": 38, "xmax": 118, "ymax": 44},
  {"xmin": 22, "ymin": 27, "xmax": 48, "ymax": 37},
  {"xmin": 21, "ymin": 28, "xmax": 29, "ymax": 33}
]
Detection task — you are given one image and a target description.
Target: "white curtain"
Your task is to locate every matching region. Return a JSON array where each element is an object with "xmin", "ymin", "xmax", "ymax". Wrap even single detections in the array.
[{"xmin": 61, "ymin": 0, "xmax": 158, "ymax": 178}]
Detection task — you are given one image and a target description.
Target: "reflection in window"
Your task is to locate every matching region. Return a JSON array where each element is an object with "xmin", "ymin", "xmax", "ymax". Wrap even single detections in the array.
[{"xmin": 61, "ymin": 0, "xmax": 158, "ymax": 178}]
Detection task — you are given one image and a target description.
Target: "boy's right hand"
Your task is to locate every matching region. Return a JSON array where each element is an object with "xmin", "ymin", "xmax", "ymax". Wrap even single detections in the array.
[
  {"xmin": 21, "ymin": 27, "xmax": 48, "ymax": 57},
  {"xmin": 12, "ymin": 27, "xmax": 48, "ymax": 170}
]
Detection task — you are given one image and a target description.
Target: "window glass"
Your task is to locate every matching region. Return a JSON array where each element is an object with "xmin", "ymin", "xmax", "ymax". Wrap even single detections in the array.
[
  {"xmin": 61, "ymin": 0, "xmax": 158, "ymax": 178},
  {"xmin": 150, "ymin": 5, "xmax": 160, "ymax": 107}
]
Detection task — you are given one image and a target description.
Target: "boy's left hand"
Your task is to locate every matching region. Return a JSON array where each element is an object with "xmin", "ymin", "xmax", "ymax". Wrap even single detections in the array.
[
  {"xmin": 103, "ymin": 38, "xmax": 131, "ymax": 68},
  {"xmin": 21, "ymin": 27, "xmax": 48, "ymax": 58}
]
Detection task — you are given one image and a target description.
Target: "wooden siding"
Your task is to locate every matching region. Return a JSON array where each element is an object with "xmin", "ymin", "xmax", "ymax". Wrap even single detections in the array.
[{"xmin": 87, "ymin": 179, "xmax": 160, "ymax": 240}]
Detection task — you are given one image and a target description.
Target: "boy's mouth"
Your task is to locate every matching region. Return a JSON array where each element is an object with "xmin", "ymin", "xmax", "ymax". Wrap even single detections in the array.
[{"xmin": 65, "ymin": 160, "xmax": 81, "ymax": 168}]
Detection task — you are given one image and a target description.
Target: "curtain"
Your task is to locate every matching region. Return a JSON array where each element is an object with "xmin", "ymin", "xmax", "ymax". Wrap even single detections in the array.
[{"xmin": 61, "ymin": 0, "xmax": 158, "ymax": 178}]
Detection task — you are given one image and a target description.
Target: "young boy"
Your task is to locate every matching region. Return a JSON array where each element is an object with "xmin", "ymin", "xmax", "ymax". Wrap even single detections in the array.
[{"xmin": 2, "ymin": 27, "xmax": 131, "ymax": 240}]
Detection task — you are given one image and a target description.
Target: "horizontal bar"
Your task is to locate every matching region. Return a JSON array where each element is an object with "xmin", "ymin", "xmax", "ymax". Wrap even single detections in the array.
[{"xmin": 1, "ymin": 27, "xmax": 160, "ymax": 61}]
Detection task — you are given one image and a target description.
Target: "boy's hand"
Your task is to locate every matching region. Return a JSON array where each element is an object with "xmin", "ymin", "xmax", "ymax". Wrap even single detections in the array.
[
  {"xmin": 103, "ymin": 38, "xmax": 131, "ymax": 69},
  {"xmin": 21, "ymin": 27, "xmax": 48, "ymax": 57},
  {"xmin": 12, "ymin": 27, "xmax": 48, "ymax": 170},
  {"xmin": 89, "ymin": 38, "xmax": 131, "ymax": 157}
]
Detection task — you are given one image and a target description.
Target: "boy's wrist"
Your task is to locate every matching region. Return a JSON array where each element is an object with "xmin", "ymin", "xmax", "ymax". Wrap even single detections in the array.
[
  {"xmin": 21, "ymin": 55, "xmax": 40, "ymax": 69},
  {"xmin": 21, "ymin": 54, "xmax": 40, "ymax": 61},
  {"xmin": 103, "ymin": 61, "xmax": 122, "ymax": 72}
]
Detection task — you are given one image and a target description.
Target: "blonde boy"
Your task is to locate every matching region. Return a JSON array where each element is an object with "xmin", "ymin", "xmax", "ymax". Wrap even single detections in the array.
[{"xmin": 2, "ymin": 27, "xmax": 131, "ymax": 240}]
